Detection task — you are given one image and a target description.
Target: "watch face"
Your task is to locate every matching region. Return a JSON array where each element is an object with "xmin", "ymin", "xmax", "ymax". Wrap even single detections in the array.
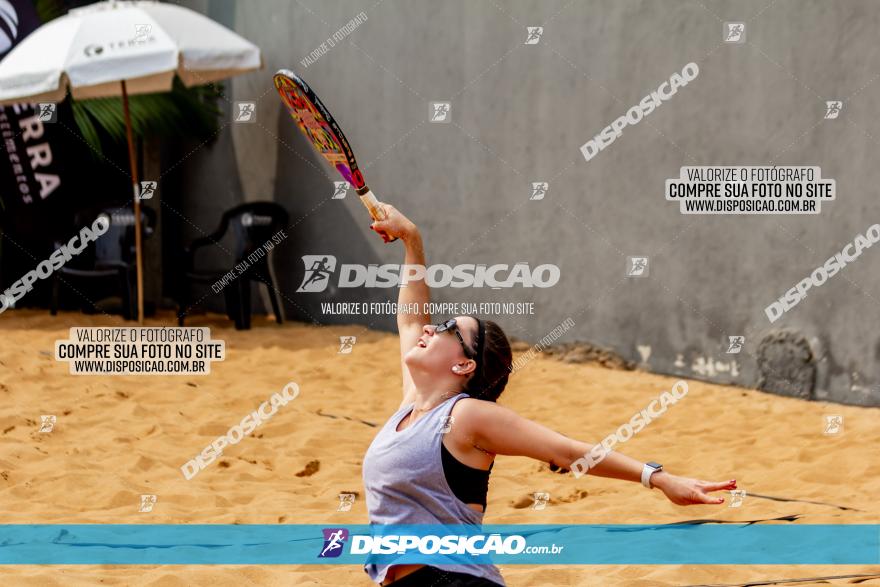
[{"xmin": 647, "ymin": 461, "xmax": 662, "ymax": 469}]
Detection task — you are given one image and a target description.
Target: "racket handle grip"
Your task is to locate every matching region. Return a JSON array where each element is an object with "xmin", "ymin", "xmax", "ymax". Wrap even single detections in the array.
[{"xmin": 360, "ymin": 189, "xmax": 398, "ymax": 242}]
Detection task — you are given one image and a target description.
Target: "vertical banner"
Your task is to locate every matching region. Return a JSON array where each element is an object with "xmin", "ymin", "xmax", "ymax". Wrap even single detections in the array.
[
  {"xmin": 0, "ymin": 0, "xmax": 58, "ymax": 208},
  {"xmin": 0, "ymin": 0, "xmax": 83, "ymax": 304}
]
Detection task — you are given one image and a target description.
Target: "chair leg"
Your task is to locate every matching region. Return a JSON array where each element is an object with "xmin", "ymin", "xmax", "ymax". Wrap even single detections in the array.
[
  {"xmin": 265, "ymin": 272, "xmax": 283, "ymax": 325},
  {"xmin": 252, "ymin": 264, "xmax": 282, "ymax": 325},
  {"xmin": 222, "ymin": 279, "xmax": 247, "ymax": 330},
  {"xmin": 223, "ymin": 284, "xmax": 238, "ymax": 327}
]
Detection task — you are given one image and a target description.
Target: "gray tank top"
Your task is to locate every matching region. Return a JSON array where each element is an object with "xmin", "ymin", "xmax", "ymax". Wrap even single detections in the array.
[{"xmin": 362, "ymin": 392, "xmax": 505, "ymax": 586}]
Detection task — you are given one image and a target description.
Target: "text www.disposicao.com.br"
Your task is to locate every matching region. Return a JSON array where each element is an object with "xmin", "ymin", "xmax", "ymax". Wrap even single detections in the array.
[{"xmin": 72, "ymin": 360, "xmax": 207, "ymax": 373}]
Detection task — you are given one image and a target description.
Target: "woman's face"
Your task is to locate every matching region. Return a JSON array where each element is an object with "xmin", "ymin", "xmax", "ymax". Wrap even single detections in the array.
[{"xmin": 405, "ymin": 316, "xmax": 479, "ymax": 376}]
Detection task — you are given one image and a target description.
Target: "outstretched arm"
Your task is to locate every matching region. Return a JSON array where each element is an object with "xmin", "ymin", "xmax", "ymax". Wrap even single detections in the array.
[
  {"xmin": 369, "ymin": 204, "xmax": 432, "ymax": 405},
  {"xmin": 456, "ymin": 400, "xmax": 736, "ymax": 506}
]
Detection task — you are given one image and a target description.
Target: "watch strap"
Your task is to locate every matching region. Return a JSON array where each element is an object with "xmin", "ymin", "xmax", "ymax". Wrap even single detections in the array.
[{"xmin": 641, "ymin": 462, "xmax": 662, "ymax": 488}]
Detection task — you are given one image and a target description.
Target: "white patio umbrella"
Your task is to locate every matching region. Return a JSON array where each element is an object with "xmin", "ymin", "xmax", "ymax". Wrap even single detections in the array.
[{"xmin": 0, "ymin": 0, "xmax": 262, "ymax": 322}]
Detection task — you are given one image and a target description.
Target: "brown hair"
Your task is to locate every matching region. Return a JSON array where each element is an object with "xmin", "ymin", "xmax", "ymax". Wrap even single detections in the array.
[{"xmin": 462, "ymin": 318, "xmax": 512, "ymax": 402}]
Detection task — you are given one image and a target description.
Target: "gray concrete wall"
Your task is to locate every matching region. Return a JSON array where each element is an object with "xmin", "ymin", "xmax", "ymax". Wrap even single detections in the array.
[{"xmin": 172, "ymin": 0, "xmax": 880, "ymax": 406}]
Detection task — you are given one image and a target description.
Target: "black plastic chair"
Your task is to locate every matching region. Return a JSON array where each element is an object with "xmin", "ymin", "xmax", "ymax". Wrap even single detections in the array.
[
  {"xmin": 50, "ymin": 206, "xmax": 156, "ymax": 320},
  {"xmin": 177, "ymin": 202, "xmax": 288, "ymax": 330}
]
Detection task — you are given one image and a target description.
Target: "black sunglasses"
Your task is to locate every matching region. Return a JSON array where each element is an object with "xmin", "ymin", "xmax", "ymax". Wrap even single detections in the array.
[{"xmin": 434, "ymin": 318, "xmax": 475, "ymax": 359}]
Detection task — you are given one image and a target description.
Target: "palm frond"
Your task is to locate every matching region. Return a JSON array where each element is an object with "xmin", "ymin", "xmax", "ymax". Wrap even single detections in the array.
[
  {"xmin": 70, "ymin": 77, "xmax": 224, "ymax": 157},
  {"xmin": 70, "ymin": 100, "xmax": 103, "ymax": 154},
  {"xmin": 34, "ymin": 0, "xmax": 66, "ymax": 23}
]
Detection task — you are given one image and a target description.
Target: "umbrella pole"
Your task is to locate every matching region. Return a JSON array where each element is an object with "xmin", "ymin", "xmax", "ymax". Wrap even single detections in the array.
[{"xmin": 121, "ymin": 80, "xmax": 144, "ymax": 324}]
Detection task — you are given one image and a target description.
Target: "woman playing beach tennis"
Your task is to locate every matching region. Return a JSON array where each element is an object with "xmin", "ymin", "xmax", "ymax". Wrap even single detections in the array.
[{"xmin": 362, "ymin": 204, "xmax": 737, "ymax": 587}]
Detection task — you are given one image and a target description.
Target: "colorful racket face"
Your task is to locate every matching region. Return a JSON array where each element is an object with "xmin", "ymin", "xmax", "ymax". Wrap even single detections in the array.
[{"xmin": 273, "ymin": 69, "xmax": 367, "ymax": 192}]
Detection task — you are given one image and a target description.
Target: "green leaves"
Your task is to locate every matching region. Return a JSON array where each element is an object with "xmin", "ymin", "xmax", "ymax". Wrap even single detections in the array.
[
  {"xmin": 34, "ymin": 0, "xmax": 66, "ymax": 24},
  {"xmin": 70, "ymin": 78, "xmax": 224, "ymax": 157}
]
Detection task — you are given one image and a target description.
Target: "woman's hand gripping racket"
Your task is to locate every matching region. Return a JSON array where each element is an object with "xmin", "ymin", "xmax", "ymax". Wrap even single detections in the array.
[{"xmin": 273, "ymin": 69, "xmax": 396, "ymax": 242}]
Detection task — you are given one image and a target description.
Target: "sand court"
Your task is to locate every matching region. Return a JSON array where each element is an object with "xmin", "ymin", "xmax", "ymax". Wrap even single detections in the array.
[{"xmin": 0, "ymin": 310, "xmax": 877, "ymax": 586}]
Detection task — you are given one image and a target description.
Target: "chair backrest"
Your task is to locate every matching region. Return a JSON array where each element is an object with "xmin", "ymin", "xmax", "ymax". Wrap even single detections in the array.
[
  {"xmin": 221, "ymin": 202, "xmax": 289, "ymax": 261},
  {"xmin": 61, "ymin": 205, "xmax": 156, "ymax": 268}
]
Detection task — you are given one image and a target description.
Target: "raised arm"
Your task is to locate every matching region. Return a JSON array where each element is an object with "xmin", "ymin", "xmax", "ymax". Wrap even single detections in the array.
[
  {"xmin": 455, "ymin": 399, "xmax": 737, "ymax": 506},
  {"xmin": 369, "ymin": 204, "xmax": 432, "ymax": 405}
]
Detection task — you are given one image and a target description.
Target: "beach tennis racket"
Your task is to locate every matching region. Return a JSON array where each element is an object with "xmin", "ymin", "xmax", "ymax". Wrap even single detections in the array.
[{"xmin": 273, "ymin": 69, "xmax": 396, "ymax": 242}]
